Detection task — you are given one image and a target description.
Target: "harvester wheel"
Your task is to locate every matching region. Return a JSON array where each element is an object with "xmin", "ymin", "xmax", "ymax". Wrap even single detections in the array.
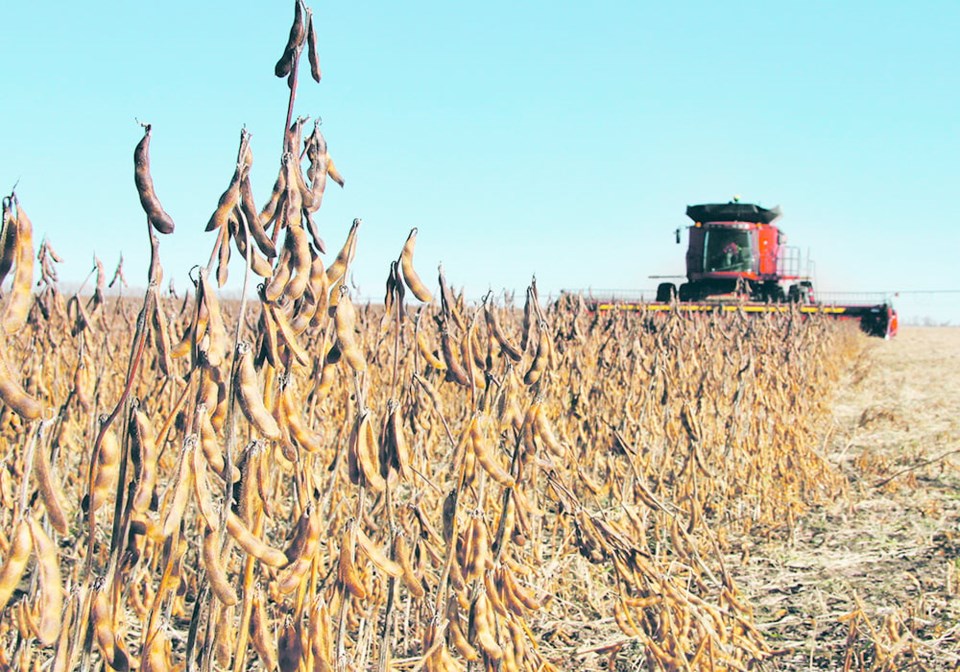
[
  {"xmin": 678, "ymin": 283, "xmax": 697, "ymax": 302},
  {"xmin": 656, "ymin": 283, "xmax": 677, "ymax": 303},
  {"xmin": 762, "ymin": 283, "xmax": 785, "ymax": 303}
]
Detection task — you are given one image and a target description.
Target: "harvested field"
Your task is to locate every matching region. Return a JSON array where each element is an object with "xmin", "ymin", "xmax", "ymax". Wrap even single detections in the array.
[{"xmin": 732, "ymin": 327, "xmax": 960, "ymax": 670}]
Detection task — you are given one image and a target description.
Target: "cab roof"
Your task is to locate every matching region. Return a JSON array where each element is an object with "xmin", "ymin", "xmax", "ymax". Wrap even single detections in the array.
[{"xmin": 686, "ymin": 203, "xmax": 782, "ymax": 225}]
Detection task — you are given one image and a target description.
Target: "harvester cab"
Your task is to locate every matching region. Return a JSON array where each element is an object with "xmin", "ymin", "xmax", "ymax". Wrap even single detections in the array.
[{"xmin": 658, "ymin": 201, "xmax": 805, "ymax": 303}]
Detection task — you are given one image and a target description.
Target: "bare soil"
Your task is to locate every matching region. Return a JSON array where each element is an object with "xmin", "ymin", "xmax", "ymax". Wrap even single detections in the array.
[{"xmin": 734, "ymin": 327, "xmax": 960, "ymax": 670}]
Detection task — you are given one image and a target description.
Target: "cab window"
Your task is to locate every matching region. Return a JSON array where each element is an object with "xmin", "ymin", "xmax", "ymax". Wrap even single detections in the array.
[{"xmin": 704, "ymin": 229, "xmax": 753, "ymax": 272}]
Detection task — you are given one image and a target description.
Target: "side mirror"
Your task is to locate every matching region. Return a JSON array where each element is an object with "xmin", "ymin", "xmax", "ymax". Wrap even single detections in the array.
[{"xmin": 674, "ymin": 228, "xmax": 681, "ymax": 244}]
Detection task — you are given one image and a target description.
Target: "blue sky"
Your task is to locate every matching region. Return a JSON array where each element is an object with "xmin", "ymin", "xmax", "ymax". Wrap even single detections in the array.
[{"xmin": 1, "ymin": 1, "xmax": 957, "ymax": 323}]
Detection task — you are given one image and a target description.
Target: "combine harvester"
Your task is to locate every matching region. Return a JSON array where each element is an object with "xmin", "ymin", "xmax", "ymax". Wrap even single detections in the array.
[{"xmin": 583, "ymin": 201, "xmax": 898, "ymax": 338}]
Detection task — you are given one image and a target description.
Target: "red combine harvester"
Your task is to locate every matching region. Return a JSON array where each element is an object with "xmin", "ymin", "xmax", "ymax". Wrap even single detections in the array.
[{"xmin": 585, "ymin": 201, "xmax": 898, "ymax": 338}]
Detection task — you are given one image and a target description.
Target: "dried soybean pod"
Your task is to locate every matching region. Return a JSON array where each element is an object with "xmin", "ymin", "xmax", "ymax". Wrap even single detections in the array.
[
  {"xmin": 394, "ymin": 533, "xmax": 425, "ymax": 599},
  {"xmin": 129, "ymin": 408, "xmax": 159, "ymax": 514},
  {"xmin": 334, "ymin": 288, "xmax": 366, "ymax": 373},
  {"xmin": 191, "ymin": 436, "xmax": 220, "ymax": 530},
  {"xmin": 438, "ymin": 265, "xmax": 466, "ymax": 332},
  {"xmin": 274, "ymin": 0, "xmax": 305, "ymax": 78},
  {"xmin": 284, "ymin": 115, "xmax": 308, "ymax": 156},
  {"xmin": 259, "ymin": 162, "xmax": 286, "ymax": 227},
  {"xmin": 283, "ymin": 165, "xmax": 307, "ymax": 232},
  {"xmin": 441, "ymin": 488, "xmax": 457, "ymax": 545},
  {"xmin": 257, "ymin": 307, "xmax": 281, "ymax": 368},
  {"xmin": 239, "ymin": 174, "xmax": 276, "ymax": 257},
  {"xmin": 281, "ymin": 223, "xmax": 310, "ymax": 302},
  {"xmin": 500, "ymin": 625, "xmax": 520, "ymax": 672},
  {"xmin": 27, "ymin": 518, "xmax": 63, "ymax": 645},
  {"xmin": 484, "ymin": 302, "xmax": 523, "ymax": 362},
  {"xmin": 2, "ymin": 198, "xmax": 35, "ymax": 334},
  {"xmin": 151, "ymin": 296, "xmax": 174, "ymax": 377},
  {"xmin": 197, "ymin": 373, "xmax": 218, "ymax": 419},
  {"xmin": 206, "ymin": 166, "xmax": 242, "ymax": 232},
  {"xmin": 440, "ymin": 324, "xmax": 469, "ymax": 386},
  {"xmin": 90, "ymin": 427, "xmax": 121, "ymax": 514},
  {"xmin": 483, "ymin": 568, "xmax": 508, "ymax": 617},
  {"xmin": 503, "ymin": 566, "xmax": 540, "ymax": 611},
  {"xmin": 462, "ymin": 321, "xmax": 486, "ymax": 390},
  {"xmin": 134, "ymin": 124, "xmax": 176, "ymax": 234},
  {"xmin": 400, "ymin": 228, "xmax": 433, "ymax": 303},
  {"xmin": 308, "ymin": 596, "xmax": 334, "ymax": 669},
  {"xmin": 277, "ymin": 617, "xmax": 304, "ymax": 672},
  {"xmin": 291, "ymin": 251, "xmax": 324, "ymax": 333},
  {"xmin": 337, "ymin": 524, "xmax": 366, "ymax": 599},
  {"xmin": 0, "ymin": 520, "xmax": 31, "ymax": 611},
  {"xmin": 250, "ymin": 589, "xmax": 279, "ymax": 670},
  {"xmin": 534, "ymin": 405, "xmax": 566, "ymax": 458},
  {"xmin": 463, "ymin": 516, "xmax": 491, "ymax": 583},
  {"xmin": 303, "ymin": 209, "xmax": 326, "ymax": 258},
  {"xmin": 347, "ymin": 411, "xmax": 383, "ymax": 491},
  {"xmin": 306, "ymin": 8, "xmax": 321, "ymax": 82},
  {"xmin": 360, "ymin": 412, "xmax": 386, "ymax": 492},
  {"xmin": 497, "ymin": 567, "xmax": 526, "ymax": 616},
  {"xmin": 326, "ymin": 157, "xmax": 345, "ymax": 188},
  {"xmin": 305, "ymin": 239, "xmax": 327, "ymax": 300},
  {"xmin": 520, "ymin": 403, "xmax": 538, "ymax": 463},
  {"xmin": 282, "ymin": 385, "xmax": 321, "ymax": 452},
  {"xmin": 325, "ymin": 218, "xmax": 359, "ymax": 284},
  {"xmin": 282, "ymin": 506, "xmax": 315, "ymax": 564},
  {"xmin": 520, "ymin": 287, "xmax": 534, "ymax": 352},
  {"xmin": 469, "ymin": 591, "xmax": 503, "ymax": 661},
  {"xmin": 613, "ymin": 600, "xmax": 642, "ymax": 638},
  {"xmin": 226, "ymin": 511, "xmax": 288, "ymax": 567},
  {"xmin": 229, "ymin": 216, "xmax": 273, "ymax": 277},
  {"xmin": 198, "ymin": 406, "xmax": 239, "ymax": 482},
  {"xmin": 199, "ymin": 269, "xmax": 228, "ymax": 367},
  {"xmin": 264, "ymin": 245, "xmax": 292, "ymax": 303},
  {"xmin": 304, "ymin": 127, "xmax": 343, "ymax": 216},
  {"xmin": 447, "ymin": 597, "xmax": 480, "ymax": 662},
  {"xmin": 203, "ymin": 525, "xmax": 239, "ymax": 606},
  {"xmin": 161, "ymin": 439, "xmax": 195, "ymax": 538},
  {"xmin": 147, "ymin": 231, "xmax": 163, "ymax": 288},
  {"xmin": 506, "ymin": 619, "xmax": 528, "ymax": 668},
  {"xmin": 91, "ymin": 580, "xmax": 131, "ymax": 672},
  {"xmin": 523, "ymin": 323, "xmax": 551, "ymax": 386},
  {"xmin": 234, "ymin": 345, "xmax": 282, "ymax": 440},
  {"xmin": 385, "ymin": 402, "xmax": 413, "ymax": 481},
  {"xmin": 470, "ymin": 416, "xmax": 514, "ymax": 487},
  {"xmin": 34, "ymin": 441, "xmax": 69, "ymax": 535},
  {"xmin": 314, "ymin": 351, "xmax": 338, "ymax": 398},
  {"xmin": 141, "ymin": 630, "xmax": 173, "ymax": 672},
  {"xmin": 416, "ymin": 331, "xmax": 447, "ymax": 371},
  {"xmin": 277, "ymin": 507, "xmax": 320, "ymax": 594},
  {"xmin": 216, "ymin": 224, "xmax": 231, "ymax": 287},
  {"xmin": 390, "ymin": 260, "xmax": 406, "ymax": 318},
  {"xmin": 355, "ymin": 527, "xmax": 402, "ymax": 577},
  {"xmin": 236, "ymin": 443, "xmax": 262, "ymax": 524}
]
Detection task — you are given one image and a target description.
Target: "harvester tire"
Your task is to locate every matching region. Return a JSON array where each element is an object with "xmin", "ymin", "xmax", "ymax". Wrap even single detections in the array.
[
  {"xmin": 678, "ymin": 283, "xmax": 697, "ymax": 302},
  {"xmin": 656, "ymin": 283, "xmax": 677, "ymax": 303}
]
